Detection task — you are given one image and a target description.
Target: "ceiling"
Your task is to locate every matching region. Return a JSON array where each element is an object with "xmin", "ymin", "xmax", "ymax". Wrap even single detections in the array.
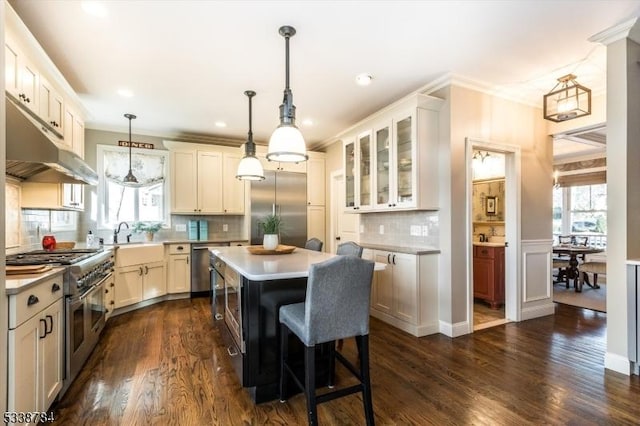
[{"xmin": 8, "ymin": 0, "xmax": 640, "ymax": 151}]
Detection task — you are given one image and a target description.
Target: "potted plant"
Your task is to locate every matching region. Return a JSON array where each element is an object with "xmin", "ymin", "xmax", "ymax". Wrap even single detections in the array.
[
  {"xmin": 260, "ymin": 214, "xmax": 282, "ymax": 250},
  {"xmin": 132, "ymin": 221, "xmax": 164, "ymax": 242}
]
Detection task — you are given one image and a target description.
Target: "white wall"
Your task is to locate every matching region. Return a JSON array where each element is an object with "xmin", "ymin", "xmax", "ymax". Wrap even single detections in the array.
[{"xmin": 1, "ymin": 0, "xmax": 8, "ymax": 412}]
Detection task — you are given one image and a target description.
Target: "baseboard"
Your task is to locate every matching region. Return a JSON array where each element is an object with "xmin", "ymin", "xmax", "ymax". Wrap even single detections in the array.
[
  {"xmin": 520, "ymin": 302, "xmax": 555, "ymax": 320},
  {"xmin": 605, "ymin": 352, "xmax": 632, "ymax": 375},
  {"xmin": 370, "ymin": 310, "xmax": 438, "ymax": 337},
  {"xmin": 439, "ymin": 320, "xmax": 470, "ymax": 337}
]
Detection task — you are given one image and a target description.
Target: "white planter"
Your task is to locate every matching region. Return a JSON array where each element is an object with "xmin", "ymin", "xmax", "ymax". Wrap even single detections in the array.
[{"xmin": 263, "ymin": 234, "xmax": 278, "ymax": 250}]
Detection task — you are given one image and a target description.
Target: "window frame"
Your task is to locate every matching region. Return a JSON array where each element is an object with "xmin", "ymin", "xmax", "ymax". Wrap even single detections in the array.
[{"xmin": 96, "ymin": 144, "xmax": 170, "ymax": 230}]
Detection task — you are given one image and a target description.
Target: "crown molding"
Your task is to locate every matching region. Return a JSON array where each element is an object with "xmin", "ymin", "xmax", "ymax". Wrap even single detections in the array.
[{"xmin": 589, "ymin": 17, "xmax": 640, "ymax": 45}]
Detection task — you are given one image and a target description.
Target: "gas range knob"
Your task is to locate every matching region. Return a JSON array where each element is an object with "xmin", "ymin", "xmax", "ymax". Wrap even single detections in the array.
[{"xmin": 77, "ymin": 279, "xmax": 84, "ymax": 288}]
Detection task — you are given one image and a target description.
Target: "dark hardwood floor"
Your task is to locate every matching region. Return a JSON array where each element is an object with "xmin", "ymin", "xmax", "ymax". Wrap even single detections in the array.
[{"xmin": 51, "ymin": 299, "xmax": 640, "ymax": 425}]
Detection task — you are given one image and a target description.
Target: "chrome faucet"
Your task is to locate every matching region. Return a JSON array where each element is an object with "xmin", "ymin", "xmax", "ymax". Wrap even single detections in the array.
[{"xmin": 114, "ymin": 222, "xmax": 131, "ymax": 244}]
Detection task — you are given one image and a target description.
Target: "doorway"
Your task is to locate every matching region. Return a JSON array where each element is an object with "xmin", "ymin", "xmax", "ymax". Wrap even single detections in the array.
[{"xmin": 466, "ymin": 138, "xmax": 521, "ymax": 331}]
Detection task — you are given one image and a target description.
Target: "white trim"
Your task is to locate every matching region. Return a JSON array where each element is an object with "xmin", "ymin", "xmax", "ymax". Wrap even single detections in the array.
[
  {"xmin": 370, "ymin": 311, "xmax": 438, "ymax": 337},
  {"xmin": 522, "ymin": 247, "xmax": 552, "ymax": 303},
  {"xmin": 439, "ymin": 320, "xmax": 470, "ymax": 338},
  {"xmin": 466, "ymin": 138, "xmax": 522, "ymax": 329},
  {"xmin": 589, "ymin": 17, "xmax": 640, "ymax": 45},
  {"xmin": 604, "ymin": 352, "xmax": 632, "ymax": 375},
  {"xmin": 521, "ymin": 303, "xmax": 555, "ymax": 321}
]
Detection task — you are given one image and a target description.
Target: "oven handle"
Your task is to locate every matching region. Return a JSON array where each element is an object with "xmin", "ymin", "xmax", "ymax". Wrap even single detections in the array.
[{"xmin": 78, "ymin": 272, "xmax": 113, "ymax": 301}]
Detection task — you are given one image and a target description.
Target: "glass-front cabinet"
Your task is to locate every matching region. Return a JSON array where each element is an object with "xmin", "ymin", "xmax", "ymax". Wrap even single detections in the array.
[
  {"xmin": 343, "ymin": 93, "xmax": 442, "ymax": 212},
  {"xmin": 393, "ymin": 114, "xmax": 415, "ymax": 208},
  {"xmin": 344, "ymin": 139, "xmax": 356, "ymax": 210},
  {"xmin": 374, "ymin": 123, "xmax": 390, "ymax": 208},
  {"xmin": 358, "ymin": 130, "xmax": 372, "ymax": 210}
]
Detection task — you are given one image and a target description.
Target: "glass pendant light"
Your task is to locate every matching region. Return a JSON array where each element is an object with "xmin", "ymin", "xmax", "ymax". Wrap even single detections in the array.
[
  {"xmin": 267, "ymin": 25, "xmax": 308, "ymax": 163},
  {"xmin": 123, "ymin": 113, "xmax": 138, "ymax": 184},
  {"xmin": 236, "ymin": 90, "xmax": 265, "ymax": 181}
]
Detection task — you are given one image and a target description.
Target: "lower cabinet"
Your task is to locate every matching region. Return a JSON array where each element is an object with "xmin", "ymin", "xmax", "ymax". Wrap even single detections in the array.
[
  {"xmin": 473, "ymin": 245, "xmax": 505, "ymax": 309},
  {"xmin": 8, "ymin": 274, "xmax": 64, "ymax": 423},
  {"xmin": 365, "ymin": 249, "xmax": 438, "ymax": 337},
  {"xmin": 166, "ymin": 244, "xmax": 191, "ymax": 294},
  {"xmin": 115, "ymin": 261, "xmax": 166, "ymax": 308}
]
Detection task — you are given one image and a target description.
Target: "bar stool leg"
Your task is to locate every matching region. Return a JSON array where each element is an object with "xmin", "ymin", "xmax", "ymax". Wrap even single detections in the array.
[
  {"xmin": 279, "ymin": 323, "xmax": 289, "ymax": 402},
  {"xmin": 328, "ymin": 341, "xmax": 335, "ymax": 388},
  {"xmin": 304, "ymin": 345, "xmax": 318, "ymax": 425},
  {"xmin": 358, "ymin": 336, "xmax": 375, "ymax": 426}
]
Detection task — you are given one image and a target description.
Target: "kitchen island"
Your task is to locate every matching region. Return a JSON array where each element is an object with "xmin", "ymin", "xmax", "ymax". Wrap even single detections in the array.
[{"xmin": 209, "ymin": 246, "xmax": 379, "ymax": 403}]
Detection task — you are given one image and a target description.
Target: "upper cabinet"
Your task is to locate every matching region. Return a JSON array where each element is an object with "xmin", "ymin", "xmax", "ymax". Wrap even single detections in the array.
[
  {"xmin": 342, "ymin": 94, "xmax": 442, "ymax": 213},
  {"xmin": 5, "ymin": 4, "xmax": 87, "ymax": 158},
  {"xmin": 167, "ymin": 143, "xmax": 246, "ymax": 215}
]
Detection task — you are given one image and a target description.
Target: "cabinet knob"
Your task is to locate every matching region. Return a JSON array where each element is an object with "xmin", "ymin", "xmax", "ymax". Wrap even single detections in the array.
[
  {"xmin": 51, "ymin": 283, "xmax": 61, "ymax": 293},
  {"xmin": 177, "ymin": 246, "xmax": 184, "ymax": 251},
  {"xmin": 110, "ymin": 301, "xmax": 115, "ymax": 305},
  {"xmin": 27, "ymin": 295, "xmax": 39, "ymax": 306}
]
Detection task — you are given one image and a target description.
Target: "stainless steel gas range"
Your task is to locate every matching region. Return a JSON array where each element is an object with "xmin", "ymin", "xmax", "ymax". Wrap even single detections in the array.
[{"xmin": 6, "ymin": 248, "xmax": 114, "ymax": 395}]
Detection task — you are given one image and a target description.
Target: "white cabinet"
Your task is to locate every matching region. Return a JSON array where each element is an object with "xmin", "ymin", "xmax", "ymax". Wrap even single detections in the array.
[
  {"xmin": 39, "ymin": 76, "xmax": 64, "ymax": 137},
  {"xmin": 167, "ymin": 244, "xmax": 191, "ymax": 294},
  {"xmin": 222, "ymin": 152, "xmax": 246, "ymax": 214},
  {"xmin": 306, "ymin": 156, "xmax": 325, "ymax": 206},
  {"xmin": 170, "ymin": 148, "xmax": 244, "ymax": 214},
  {"xmin": 368, "ymin": 250, "xmax": 439, "ymax": 337},
  {"xmin": 8, "ymin": 273, "xmax": 64, "ymax": 421},
  {"xmin": 21, "ymin": 182, "xmax": 84, "ymax": 211},
  {"xmin": 307, "ymin": 205, "xmax": 326, "ymax": 244},
  {"xmin": 114, "ymin": 245, "xmax": 166, "ymax": 309},
  {"xmin": 343, "ymin": 94, "xmax": 442, "ymax": 212},
  {"xmin": 63, "ymin": 106, "xmax": 85, "ymax": 158},
  {"xmin": 4, "ymin": 37, "xmax": 39, "ymax": 115}
]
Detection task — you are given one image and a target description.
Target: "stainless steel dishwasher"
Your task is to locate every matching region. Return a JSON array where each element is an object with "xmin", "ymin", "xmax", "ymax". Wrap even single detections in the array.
[{"xmin": 191, "ymin": 243, "xmax": 229, "ymax": 297}]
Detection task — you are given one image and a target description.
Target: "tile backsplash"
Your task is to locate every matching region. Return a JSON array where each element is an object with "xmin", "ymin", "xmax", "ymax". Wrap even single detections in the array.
[{"xmin": 358, "ymin": 210, "xmax": 439, "ymax": 249}]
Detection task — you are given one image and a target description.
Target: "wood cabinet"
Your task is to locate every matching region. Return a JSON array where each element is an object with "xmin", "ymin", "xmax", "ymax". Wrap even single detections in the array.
[
  {"xmin": 167, "ymin": 244, "xmax": 191, "ymax": 294},
  {"xmin": 473, "ymin": 245, "xmax": 505, "ymax": 309},
  {"xmin": 8, "ymin": 273, "xmax": 64, "ymax": 421},
  {"xmin": 21, "ymin": 182, "xmax": 84, "ymax": 211},
  {"xmin": 367, "ymin": 249, "xmax": 438, "ymax": 337},
  {"xmin": 343, "ymin": 94, "xmax": 442, "ymax": 213},
  {"xmin": 169, "ymin": 148, "xmax": 245, "ymax": 214}
]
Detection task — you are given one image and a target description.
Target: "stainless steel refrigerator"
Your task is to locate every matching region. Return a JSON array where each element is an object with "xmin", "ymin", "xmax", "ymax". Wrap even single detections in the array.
[{"xmin": 251, "ymin": 170, "xmax": 307, "ymax": 247}]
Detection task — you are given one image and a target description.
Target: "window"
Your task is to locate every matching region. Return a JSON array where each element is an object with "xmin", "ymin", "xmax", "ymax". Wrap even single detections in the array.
[
  {"xmin": 97, "ymin": 145, "xmax": 169, "ymax": 228},
  {"xmin": 553, "ymin": 183, "xmax": 607, "ymax": 246}
]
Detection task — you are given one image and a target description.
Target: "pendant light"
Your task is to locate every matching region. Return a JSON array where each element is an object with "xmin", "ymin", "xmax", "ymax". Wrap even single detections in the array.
[
  {"xmin": 236, "ymin": 90, "xmax": 265, "ymax": 181},
  {"xmin": 267, "ymin": 25, "xmax": 308, "ymax": 163},
  {"xmin": 543, "ymin": 74, "xmax": 591, "ymax": 122},
  {"xmin": 123, "ymin": 113, "xmax": 138, "ymax": 184}
]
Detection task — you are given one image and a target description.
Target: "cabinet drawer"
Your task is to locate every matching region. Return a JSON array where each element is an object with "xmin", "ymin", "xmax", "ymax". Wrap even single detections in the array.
[
  {"xmin": 9, "ymin": 273, "xmax": 64, "ymax": 329},
  {"xmin": 474, "ymin": 246, "xmax": 495, "ymax": 259},
  {"xmin": 225, "ymin": 267, "xmax": 239, "ymax": 287},
  {"xmin": 168, "ymin": 243, "xmax": 190, "ymax": 254}
]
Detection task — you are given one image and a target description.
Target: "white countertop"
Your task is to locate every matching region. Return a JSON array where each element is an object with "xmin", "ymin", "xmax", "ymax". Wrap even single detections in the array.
[
  {"xmin": 5, "ymin": 267, "xmax": 66, "ymax": 295},
  {"xmin": 210, "ymin": 246, "xmax": 384, "ymax": 281}
]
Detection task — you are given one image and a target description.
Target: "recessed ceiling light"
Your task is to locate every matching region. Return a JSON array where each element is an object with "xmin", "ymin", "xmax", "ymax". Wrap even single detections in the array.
[
  {"xmin": 81, "ymin": 1, "xmax": 108, "ymax": 18},
  {"xmin": 302, "ymin": 119, "xmax": 314, "ymax": 126},
  {"xmin": 117, "ymin": 88, "xmax": 134, "ymax": 98},
  {"xmin": 355, "ymin": 73, "xmax": 373, "ymax": 86},
  {"xmin": 215, "ymin": 121, "xmax": 227, "ymax": 128}
]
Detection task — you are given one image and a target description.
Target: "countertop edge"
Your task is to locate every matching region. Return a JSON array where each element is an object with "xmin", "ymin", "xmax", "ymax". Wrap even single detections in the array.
[
  {"xmin": 6, "ymin": 267, "xmax": 66, "ymax": 295},
  {"xmin": 359, "ymin": 243, "xmax": 440, "ymax": 255}
]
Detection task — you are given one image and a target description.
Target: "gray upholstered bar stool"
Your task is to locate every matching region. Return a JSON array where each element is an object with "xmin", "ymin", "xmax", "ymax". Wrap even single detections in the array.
[
  {"xmin": 336, "ymin": 241, "xmax": 363, "ymax": 257},
  {"xmin": 305, "ymin": 238, "xmax": 324, "ymax": 252},
  {"xmin": 279, "ymin": 255, "xmax": 375, "ymax": 425}
]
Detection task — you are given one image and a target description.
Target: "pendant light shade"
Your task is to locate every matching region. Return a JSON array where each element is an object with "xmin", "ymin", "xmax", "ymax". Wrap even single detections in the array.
[
  {"xmin": 123, "ymin": 113, "xmax": 138, "ymax": 184},
  {"xmin": 237, "ymin": 90, "xmax": 265, "ymax": 181},
  {"xmin": 267, "ymin": 25, "xmax": 308, "ymax": 163}
]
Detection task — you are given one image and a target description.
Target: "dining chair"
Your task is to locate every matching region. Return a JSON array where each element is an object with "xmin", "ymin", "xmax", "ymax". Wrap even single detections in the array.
[
  {"xmin": 553, "ymin": 235, "xmax": 574, "ymax": 287},
  {"xmin": 279, "ymin": 255, "xmax": 375, "ymax": 425},
  {"xmin": 305, "ymin": 238, "xmax": 323, "ymax": 252}
]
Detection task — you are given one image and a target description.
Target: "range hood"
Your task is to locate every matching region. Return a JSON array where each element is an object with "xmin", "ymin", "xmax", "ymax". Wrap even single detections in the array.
[{"xmin": 5, "ymin": 96, "xmax": 98, "ymax": 185}]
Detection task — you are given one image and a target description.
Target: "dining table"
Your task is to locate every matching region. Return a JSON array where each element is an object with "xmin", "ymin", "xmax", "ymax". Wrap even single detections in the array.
[{"xmin": 552, "ymin": 245, "xmax": 604, "ymax": 292}]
